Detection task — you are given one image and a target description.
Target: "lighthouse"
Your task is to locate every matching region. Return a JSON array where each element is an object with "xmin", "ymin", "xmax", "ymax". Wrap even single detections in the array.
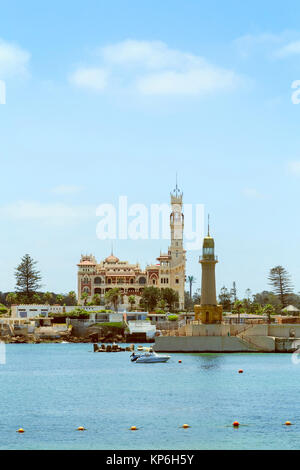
[{"xmin": 194, "ymin": 217, "xmax": 223, "ymax": 323}]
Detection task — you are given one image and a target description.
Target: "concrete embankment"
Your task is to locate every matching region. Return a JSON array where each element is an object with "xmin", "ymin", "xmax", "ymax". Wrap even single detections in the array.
[{"xmin": 154, "ymin": 323, "xmax": 300, "ymax": 353}]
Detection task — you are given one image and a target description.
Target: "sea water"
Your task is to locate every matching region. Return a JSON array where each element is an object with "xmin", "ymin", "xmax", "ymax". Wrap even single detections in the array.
[{"xmin": 0, "ymin": 343, "xmax": 299, "ymax": 450}]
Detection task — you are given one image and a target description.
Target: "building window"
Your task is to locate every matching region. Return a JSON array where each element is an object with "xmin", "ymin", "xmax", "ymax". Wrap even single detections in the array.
[
  {"xmin": 139, "ymin": 277, "xmax": 146, "ymax": 284},
  {"xmin": 176, "ymin": 278, "xmax": 179, "ymax": 284},
  {"xmin": 94, "ymin": 277, "xmax": 102, "ymax": 284}
]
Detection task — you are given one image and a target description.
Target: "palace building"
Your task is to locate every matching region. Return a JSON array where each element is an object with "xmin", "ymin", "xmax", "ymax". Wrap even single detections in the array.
[{"xmin": 77, "ymin": 186, "xmax": 186, "ymax": 310}]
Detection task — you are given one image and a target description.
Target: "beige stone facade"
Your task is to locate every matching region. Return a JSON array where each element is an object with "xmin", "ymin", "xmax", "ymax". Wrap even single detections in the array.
[{"xmin": 77, "ymin": 189, "xmax": 186, "ymax": 310}]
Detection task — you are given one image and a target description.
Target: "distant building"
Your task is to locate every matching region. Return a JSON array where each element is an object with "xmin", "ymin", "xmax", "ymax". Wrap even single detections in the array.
[
  {"xmin": 77, "ymin": 186, "xmax": 186, "ymax": 310},
  {"xmin": 11, "ymin": 304, "xmax": 106, "ymax": 319},
  {"xmin": 11, "ymin": 305, "xmax": 50, "ymax": 319}
]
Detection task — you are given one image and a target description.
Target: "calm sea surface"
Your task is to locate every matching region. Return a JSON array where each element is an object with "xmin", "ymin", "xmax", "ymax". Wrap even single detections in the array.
[{"xmin": 0, "ymin": 343, "xmax": 299, "ymax": 450}]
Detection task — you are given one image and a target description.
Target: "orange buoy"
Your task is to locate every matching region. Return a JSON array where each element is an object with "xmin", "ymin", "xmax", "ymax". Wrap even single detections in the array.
[
  {"xmin": 238, "ymin": 369, "xmax": 243, "ymax": 373},
  {"xmin": 285, "ymin": 421, "xmax": 292, "ymax": 426},
  {"xmin": 178, "ymin": 360, "xmax": 182, "ymax": 363},
  {"xmin": 233, "ymin": 421, "xmax": 240, "ymax": 427},
  {"xmin": 182, "ymin": 424, "xmax": 190, "ymax": 429},
  {"xmin": 130, "ymin": 426, "xmax": 137, "ymax": 431},
  {"xmin": 17, "ymin": 428, "xmax": 25, "ymax": 433},
  {"xmin": 77, "ymin": 426, "xmax": 85, "ymax": 431}
]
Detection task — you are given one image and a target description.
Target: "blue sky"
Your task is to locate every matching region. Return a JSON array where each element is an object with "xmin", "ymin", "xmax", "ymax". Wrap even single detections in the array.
[{"xmin": 1, "ymin": 0, "xmax": 300, "ymax": 298}]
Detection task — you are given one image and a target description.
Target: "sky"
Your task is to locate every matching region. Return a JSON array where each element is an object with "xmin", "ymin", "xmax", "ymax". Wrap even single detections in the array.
[{"xmin": 1, "ymin": 0, "xmax": 300, "ymax": 298}]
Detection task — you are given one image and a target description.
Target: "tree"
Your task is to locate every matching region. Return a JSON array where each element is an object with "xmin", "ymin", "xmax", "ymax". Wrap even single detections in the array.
[
  {"xmin": 15, "ymin": 254, "xmax": 42, "ymax": 302},
  {"xmin": 105, "ymin": 288, "xmax": 121, "ymax": 312},
  {"xmin": 268, "ymin": 266, "xmax": 293, "ymax": 308},
  {"xmin": 157, "ymin": 299, "xmax": 166, "ymax": 310},
  {"xmin": 56, "ymin": 294, "xmax": 64, "ymax": 305},
  {"xmin": 192, "ymin": 288, "xmax": 201, "ymax": 305},
  {"xmin": 81, "ymin": 292, "xmax": 89, "ymax": 306},
  {"xmin": 263, "ymin": 304, "xmax": 275, "ymax": 324},
  {"xmin": 219, "ymin": 286, "xmax": 231, "ymax": 311},
  {"xmin": 253, "ymin": 291, "xmax": 280, "ymax": 311},
  {"xmin": 92, "ymin": 293, "xmax": 101, "ymax": 305},
  {"xmin": 141, "ymin": 287, "xmax": 161, "ymax": 312},
  {"xmin": 6, "ymin": 292, "xmax": 18, "ymax": 306},
  {"xmin": 43, "ymin": 292, "xmax": 53, "ymax": 304},
  {"xmin": 68, "ymin": 291, "xmax": 77, "ymax": 305},
  {"xmin": 233, "ymin": 300, "xmax": 243, "ymax": 323},
  {"xmin": 184, "ymin": 291, "xmax": 193, "ymax": 310},
  {"xmin": 32, "ymin": 293, "xmax": 41, "ymax": 304},
  {"xmin": 128, "ymin": 295, "xmax": 136, "ymax": 311},
  {"xmin": 161, "ymin": 288, "xmax": 179, "ymax": 311},
  {"xmin": 187, "ymin": 275, "xmax": 196, "ymax": 298}
]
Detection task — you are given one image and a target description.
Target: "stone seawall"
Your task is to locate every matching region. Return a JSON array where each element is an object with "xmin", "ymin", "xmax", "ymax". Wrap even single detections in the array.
[
  {"xmin": 154, "ymin": 336, "xmax": 255, "ymax": 352},
  {"xmin": 154, "ymin": 335, "xmax": 300, "ymax": 353}
]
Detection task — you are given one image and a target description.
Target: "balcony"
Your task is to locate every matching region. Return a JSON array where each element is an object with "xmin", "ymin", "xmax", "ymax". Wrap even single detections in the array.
[{"xmin": 199, "ymin": 255, "xmax": 218, "ymax": 262}]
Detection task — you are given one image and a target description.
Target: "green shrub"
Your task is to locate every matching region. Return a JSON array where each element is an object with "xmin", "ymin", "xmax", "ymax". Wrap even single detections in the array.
[
  {"xmin": 168, "ymin": 314, "xmax": 178, "ymax": 321},
  {"xmin": 0, "ymin": 304, "xmax": 8, "ymax": 315}
]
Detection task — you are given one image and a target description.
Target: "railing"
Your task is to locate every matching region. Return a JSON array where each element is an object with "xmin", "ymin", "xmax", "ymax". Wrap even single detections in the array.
[{"xmin": 199, "ymin": 255, "xmax": 218, "ymax": 262}]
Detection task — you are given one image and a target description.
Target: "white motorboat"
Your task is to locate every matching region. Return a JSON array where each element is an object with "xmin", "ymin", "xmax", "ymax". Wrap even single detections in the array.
[{"xmin": 130, "ymin": 349, "xmax": 170, "ymax": 363}]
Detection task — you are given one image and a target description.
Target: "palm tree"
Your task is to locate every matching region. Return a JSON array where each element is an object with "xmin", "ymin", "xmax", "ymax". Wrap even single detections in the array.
[
  {"xmin": 68, "ymin": 291, "xmax": 77, "ymax": 305},
  {"xmin": 233, "ymin": 300, "xmax": 243, "ymax": 324},
  {"xmin": 105, "ymin": 288, "xmax": 121, "ymax": 312},
  {"xmin": 128, "ymin": 295, "xmax": 136, "ymax": 311},
  {"xmin": 6, "ymin": 292, "xmax": 18, "ymax": 306},
  {"xmin": 187, "ymin": 276, "xmax": 196, "ymax": 298},
  {"xmin": 81, "ymin": 292, "xmax": 89, "ymax": 306},
  {"xmin": 43, "ymin": 292, "xmax": 53, "ymax": 304},
  {"xmin": 263, "ymin": 304, "xmax": 275, "ymax": 324},
  {"xmin": 56, "ymin": 294, "xmax": 64, "ymax": 305},
  {"xmin": 92, "ymin": 294, "xmax": 101, "ymax": 305}
]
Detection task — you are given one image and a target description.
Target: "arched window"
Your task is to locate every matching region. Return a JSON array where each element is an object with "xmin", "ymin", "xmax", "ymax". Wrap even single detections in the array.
[
  {"xmin": 83, "ymin": 287, "xmax": 90, "ymax": 294},
  {"xmin": 83, "ymin": 277, "xmax": 89, "ymax": 284},
  {"xmin": 94, "ymin": 288, "xmax": 101, "ymax": 294},
  {"xmin": 139, "ymin": 277, "xmax": 146, "ymax": 284},
  {"xmin": 94, "ymin": 277, "xmax": 102, "ymax": 284}
]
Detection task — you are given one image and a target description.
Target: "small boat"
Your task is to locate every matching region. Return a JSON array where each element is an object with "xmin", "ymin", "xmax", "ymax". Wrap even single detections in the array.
[{"xmin": 130, "ymin": 349, "xmax": 170, "ymax": 363}]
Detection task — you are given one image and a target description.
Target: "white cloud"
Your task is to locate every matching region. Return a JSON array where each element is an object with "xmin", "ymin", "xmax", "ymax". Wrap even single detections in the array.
[
  {"xmin": 234, "ymin": 33, "xmax": 281, "ymax": 58},
  {"xmin": 101, "ymin": 39, "xmax": 196, "ymax": 70},
  {"xmin": 52, "ymin": 185, "xmax": 84, "ymax": 195},
  {"xmin": 243, "ymin": 188, "xmax": 265, "ymax": 200},
  {"xmin": 287, "ymin": 160, "xmax": 300, "ymax": 176},
  {"xmin": 235, "ymin": 31, "xmax": 300, "ymax": 60},
  {"xmin": 137, "ymin": 65, "xmax": 238, "ymax": 95},
  {"xmin": 275, "ymin": 41, "xmax": 300, "ymax": 58},
  {"xmin": 69, "ymin": 67, "xmax": 108, "ymax": 91},
  {"xmin": 70, "ymin": 39, "xmax": 241, "ymax": 96},
  {"xmin": 0, "ymin": 201, "xmax": 94, "ymax": 224},
  {"xmin": 0, "ymin": 38, "xmax": 30, "ymax": 78}
]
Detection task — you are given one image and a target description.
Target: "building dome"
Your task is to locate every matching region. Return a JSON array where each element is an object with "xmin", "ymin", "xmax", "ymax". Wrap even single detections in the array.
[{"xmin": 105, "ymin": 254, "xmax": 119, "ymax": 263}]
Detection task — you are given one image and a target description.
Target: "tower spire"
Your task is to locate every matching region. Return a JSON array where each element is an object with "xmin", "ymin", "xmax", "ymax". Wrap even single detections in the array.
[{"xmin": 208, "ymin": 214, "xmax": 210, "ymax": 237}]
